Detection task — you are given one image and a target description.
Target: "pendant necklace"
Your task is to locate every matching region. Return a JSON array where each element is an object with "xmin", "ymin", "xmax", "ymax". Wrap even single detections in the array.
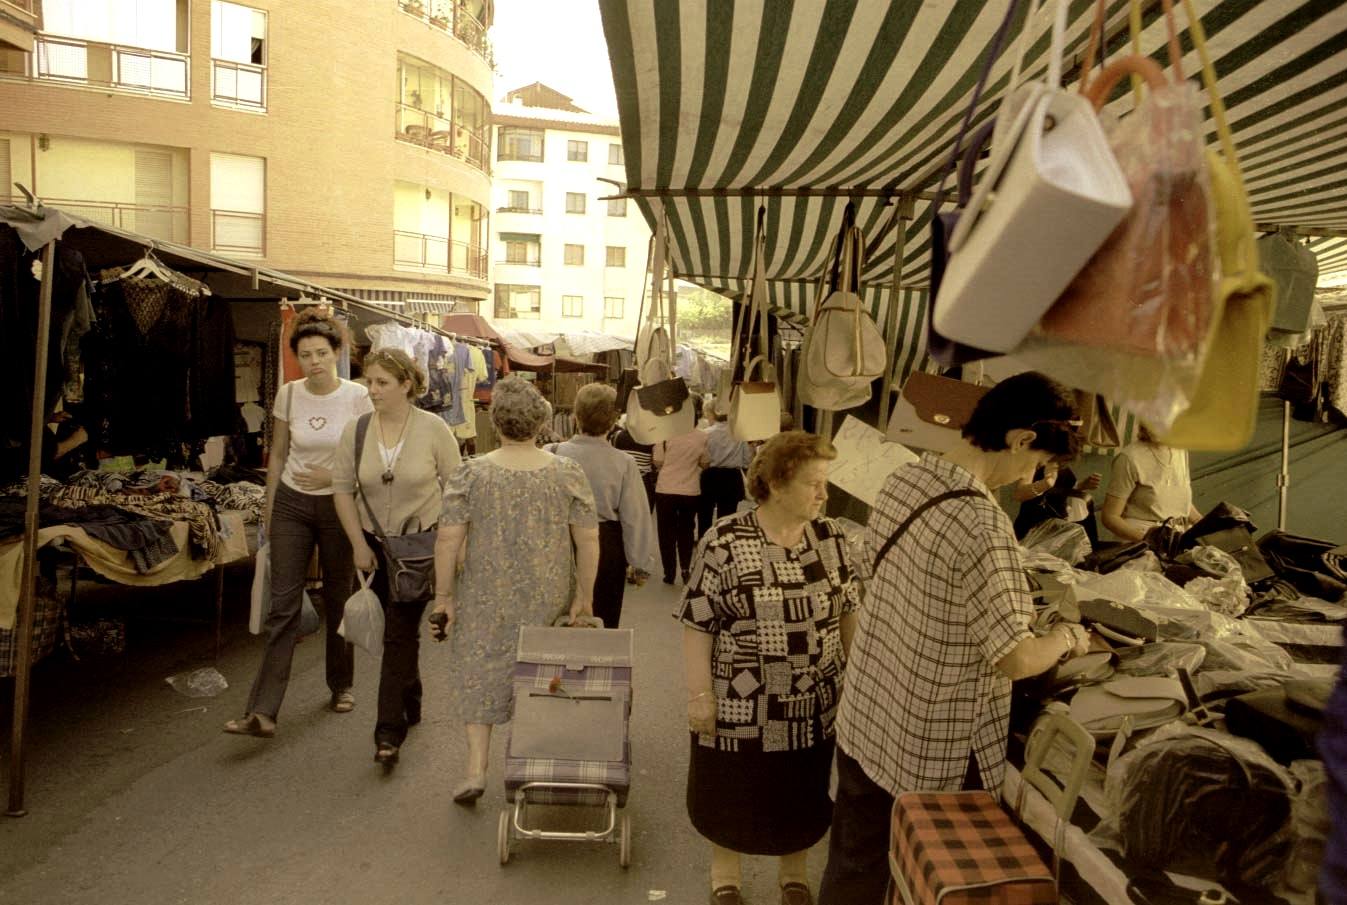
[{"xmin": 378, "ymin": 409, "xmax": 411, "ymax": 485}]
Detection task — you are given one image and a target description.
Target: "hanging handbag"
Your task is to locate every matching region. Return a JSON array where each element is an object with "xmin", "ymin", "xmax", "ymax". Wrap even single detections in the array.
[
  {"xmin": 1155, "ymin": 0, "xmax": 1276, "ymax": 451},
  {"xmin": 626, "ymin": 358, "xmax": 694, "ymax": 444},
  {"xmin": 353, "ymin": 414, "xmax": 437, "ymax": 604},
  {"xmin": 727, "ymin": 210, "xmax": 781, "ymax": 441},
  {"xmin": 798, "ymin": 213, "xmax": 886, "ymax": 411},
  {"xmin": 932, "ymin": 0, "xmax": 1131, "ymax": 355},
  {"xmin": 885, "ymin": 371, "xmax": 989, "ymax": 453},
  {"xmin": 1076, "ymin": 390, "xmax": 1121, "ymax": 449},
  {"xmin": 1260, "ymin": 232, "xmax": 1318, "ymax": 337}
]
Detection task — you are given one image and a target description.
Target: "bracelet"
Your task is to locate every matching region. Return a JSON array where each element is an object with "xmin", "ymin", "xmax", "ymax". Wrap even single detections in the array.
[
  {"xmin": 688, "ymin": 691, "xmax": 713, "ymax": 703},
  {"xmin": 434, "ymin": 591, "xmax": 454, "ymax": 600}
]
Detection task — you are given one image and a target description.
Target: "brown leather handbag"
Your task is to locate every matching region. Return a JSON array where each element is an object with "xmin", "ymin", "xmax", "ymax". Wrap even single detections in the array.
[{"xmin": 885, "ymin": 373, "xmax": 989, "ymax": 453}]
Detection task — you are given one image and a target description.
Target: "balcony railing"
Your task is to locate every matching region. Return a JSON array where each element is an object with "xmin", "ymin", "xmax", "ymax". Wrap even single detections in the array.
[
  {"xmin": 8, "ymin": 35, "xmax": 191, "ymax": 98},
  {"xmin": 211, "ymin": 209, "xmax": 265, "ymax": 256},
  {"xmin": 40, "ymin": 197, "xmax": 188, "ymax": 243},
  {"xmin": 211, "ymin": 58, "xmax": 266, "ymax": 111},
  {"xmin": 1, "ymin": 0, "xmax": 37, "ymax": 12},
  {"xmin": 397, "ymin": 0, "xmax": 493, "ymax": 66},
  {"xmin": 496, "ymin": 206, "xmax": 542, "ymax": 215},
  {"xmin": 394, "ymin": 103, "xmax": 490, "ymax": 174},
  {"xmin": 394, "ymin": 230, "xmax": 488, "ymax": 279},
  {"xmin": 499, "ymin": 257, "xmax": 541, "ymax": 267}
]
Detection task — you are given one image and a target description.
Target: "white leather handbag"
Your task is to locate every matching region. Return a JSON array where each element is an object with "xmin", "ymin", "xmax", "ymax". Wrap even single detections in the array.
[
  {"xmin": 727, "ymin": 214, "xmax": 782, "ymax": 441},
  {"xmin": 799, "ymin": 221, "xmax": 886, "ymax": 411},
  {"xmin": 626, "ymin": 358, "xmax": 695, "ymax": 444},
  {"xmin": 932, "ymin": 0, "xmax": 1132, "ymax": 354}
]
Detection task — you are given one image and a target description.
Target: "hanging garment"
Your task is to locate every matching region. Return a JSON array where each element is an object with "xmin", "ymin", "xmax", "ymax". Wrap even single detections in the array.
[{"xmin": 189, "ymin": 293, "xmax": 238, "ymax": 440}]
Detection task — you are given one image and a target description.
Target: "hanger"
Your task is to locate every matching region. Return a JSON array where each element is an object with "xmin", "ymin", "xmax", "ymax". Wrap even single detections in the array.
[{"xmin": 105, "ymin": 250, "xmax": 210, "ymax": 295}]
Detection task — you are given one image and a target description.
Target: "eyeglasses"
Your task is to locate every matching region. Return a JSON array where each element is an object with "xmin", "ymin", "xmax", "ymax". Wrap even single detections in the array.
[{"xmin": 1030, "ymin": 418, "xmax": 1084, "ymax": 434}]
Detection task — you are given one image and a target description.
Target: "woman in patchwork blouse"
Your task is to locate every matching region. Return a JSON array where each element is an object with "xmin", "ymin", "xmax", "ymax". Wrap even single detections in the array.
[{"xmin": 678, "ymin": 431, "xmax": 862, "ymax": 905}]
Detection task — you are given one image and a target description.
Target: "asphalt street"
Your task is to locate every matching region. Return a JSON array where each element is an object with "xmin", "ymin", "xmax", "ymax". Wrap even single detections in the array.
[{"xmin": 0, "ymin": 563, "xmax": 833, "ymax": 905}]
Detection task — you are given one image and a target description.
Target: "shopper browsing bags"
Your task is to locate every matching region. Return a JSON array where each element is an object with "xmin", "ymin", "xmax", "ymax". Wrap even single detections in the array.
[
  {"xmin": 652, "ymin": 395, "xmax": 710, "ymax": 584},
  {"xmin": 818, "ymin": 373, "xmax": 1093, "ymax": 905},
  {"xmin": 430, "ymin": 376, "xmax": 600, "ymax": 805},
  {"xmin": 332, "ymin": 348, "xmax": 461, "ymax": 767},
  {"xmin": 224, "ymin": 307, "xmax": 372, "ymax": 741}
]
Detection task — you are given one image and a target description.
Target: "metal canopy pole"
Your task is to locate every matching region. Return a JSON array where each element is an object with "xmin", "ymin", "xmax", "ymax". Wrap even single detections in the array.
[
  {"xmin": 6, "ymin": 239, "xmax": 57, "ymax": 818},
  {"xmin": 1278, "ymin": 400, "xmax": 1292, "ymax": 530}
]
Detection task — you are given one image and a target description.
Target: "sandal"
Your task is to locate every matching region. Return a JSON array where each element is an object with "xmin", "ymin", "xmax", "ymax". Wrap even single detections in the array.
[
  {"xmin": 330, "ymin": 691, "xmax": 355, "ymax": 713},
  {"xmin": 374, "ymin": 743, "xmax": 400, "ymax": 767},
  {"xmin": 222, "ymin": 713, "xmax": 274, "ymax": 738}
]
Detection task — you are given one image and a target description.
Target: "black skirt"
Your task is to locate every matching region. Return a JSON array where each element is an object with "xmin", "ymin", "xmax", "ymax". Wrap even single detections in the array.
[{"xmin": 686, "ymin": 735, "xmax": 836, "ymax": 855}]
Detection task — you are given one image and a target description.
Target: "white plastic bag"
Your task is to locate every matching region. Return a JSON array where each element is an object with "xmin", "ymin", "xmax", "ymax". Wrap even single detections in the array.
[
  {"xmin": 248, "ymin": 529, "xmax": 269, "ymax": 635},
  {"xmin": 338, "ymin": 571, "xmax": 384, "ymax": 658}
]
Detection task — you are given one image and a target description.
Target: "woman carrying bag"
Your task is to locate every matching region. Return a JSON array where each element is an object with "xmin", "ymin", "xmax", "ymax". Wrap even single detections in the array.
[
  {"xmin": 224, "ymin": 308, "xmax": 371, "ymax": 740},
  {"xmin": 333, "ymin": 348, "xmax": 461, "ymax": 767}
]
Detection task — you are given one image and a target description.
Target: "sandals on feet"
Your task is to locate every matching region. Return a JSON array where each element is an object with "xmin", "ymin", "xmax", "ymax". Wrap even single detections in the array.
[
  {"xmin": 330, "ymin": 691, "xmax": 355, "ymax": 713},
  {"xmin": 374, "ymin": 743, "xmax": 400, "ymax": 766},
  {"xmin": 222, "ymin": 713, "xmax": 274, "ymax": 738},
  {"xmin": 452, "ymin": 775, "xmax": 486, "ymax": 805}
]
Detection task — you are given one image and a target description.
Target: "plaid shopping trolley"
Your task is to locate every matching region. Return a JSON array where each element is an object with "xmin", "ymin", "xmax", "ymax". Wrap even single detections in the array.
[{"xmin": 499, "ymin": 623, "xmax": 634, "ymax": 867}]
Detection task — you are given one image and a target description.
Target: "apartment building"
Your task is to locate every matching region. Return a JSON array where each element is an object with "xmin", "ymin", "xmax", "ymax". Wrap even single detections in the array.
[
  {"xmin": 0, "ymin": 0, "xmax": 493, "ymax": 312},
  {"xmin": 490, "ymin": 82, "xmax": 650, "ymax": 340}
]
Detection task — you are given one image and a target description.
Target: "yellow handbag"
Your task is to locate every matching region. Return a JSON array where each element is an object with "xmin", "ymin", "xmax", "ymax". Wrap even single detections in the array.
[{"xmin": 1156, "ymin": 0, "xmax": 1275, "ymax": 451}]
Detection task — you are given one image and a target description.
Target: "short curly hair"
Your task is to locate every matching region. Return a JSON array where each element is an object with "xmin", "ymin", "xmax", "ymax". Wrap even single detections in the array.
[
  {"xmin": 490, "ymin": 375, "xmax": 549, "ymax": 441},
  {"xmin": 574, "ymin": 383, "xmax": 618, "ymax": 436},
  {"xmin": 962, "ymin": 371, "xmax": 1081, "ymax": 461},
  {"xmin": 746, "ymin": 431, "xmax": 837, "ymax": 503},
  {"xmin": 363, "ymin": 348, "xmax": 426, "ymax": 399},
  {"xmin": 288, "ymin": 307, "xmax": 346, "ymax": 353}
]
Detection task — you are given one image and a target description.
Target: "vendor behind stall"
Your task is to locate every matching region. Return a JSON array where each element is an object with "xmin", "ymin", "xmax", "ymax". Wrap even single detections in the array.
[
  {"xmin": 1100, "ymin": 426, "xmax": 1203, "ymax": 542},
  {"xmin": 1012, "ymin": 463, "xmax": 1102, "ymax": 549}
]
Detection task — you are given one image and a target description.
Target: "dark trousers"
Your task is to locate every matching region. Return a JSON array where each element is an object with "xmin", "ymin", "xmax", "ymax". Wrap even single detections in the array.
[
  {"xmin": 819, "ymin": 749, "xmax": 985, "ymax": 905},
  {"xmin": 366, "ymin": 533, "xmax": 426, "ymax": 747},
  {"xmin": 699, "ymin": 467, "xmax": 745, "ymax": 538},
  {"xmin": 246, "ymin": 483, "xmax": 355, "ymax": 720},
  {"xmin": 594, "ymin": 521, "xmax": 628, "ymax": 627},
  {"xmin": 655, "ymin": 492, "xmax": 698, "ymax": 581}
]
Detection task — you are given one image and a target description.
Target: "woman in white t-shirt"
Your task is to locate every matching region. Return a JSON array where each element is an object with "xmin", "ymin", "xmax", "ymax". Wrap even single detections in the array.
[
  {"xmin": 225, "ymin": 308, "xmax": 372, "ymax": 739},
  {"xmin": 1101, "ymin": 426, "xmax": 1203, "ymax": 542}
]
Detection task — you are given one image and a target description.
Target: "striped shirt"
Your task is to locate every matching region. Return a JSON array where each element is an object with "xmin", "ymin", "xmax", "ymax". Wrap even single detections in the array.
[{"xmin": 836, "ymin": 454, "xmax": 1033, "ymax": 797}]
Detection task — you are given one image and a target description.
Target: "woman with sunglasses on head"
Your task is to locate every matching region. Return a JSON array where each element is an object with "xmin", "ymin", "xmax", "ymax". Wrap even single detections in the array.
[
  {"xmin": 224, "ymin": 308, "xmax": 372, "ymax": 740},
  {"xmin": 333, "ymin": 347, "xmax": 461, "ymax": 767}
]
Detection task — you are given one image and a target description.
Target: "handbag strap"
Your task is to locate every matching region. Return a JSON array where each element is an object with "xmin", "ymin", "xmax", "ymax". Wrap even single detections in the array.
[
  {"xmin": 874, "ymin": 489, "xmax": 983, "ymax": 569},
  {"xmin": 352, "ymin": 413, "xmax": 389, "ymax": 542},
  {"xmin": 1179, "ymin": 0, "xmax": 1244, "ymax": 179}
]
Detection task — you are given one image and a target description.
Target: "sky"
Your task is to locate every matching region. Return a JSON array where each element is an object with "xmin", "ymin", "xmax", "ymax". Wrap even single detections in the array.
[{"xmin": 491, "ymin": 0, "xmax": 619, "ymax": 119}]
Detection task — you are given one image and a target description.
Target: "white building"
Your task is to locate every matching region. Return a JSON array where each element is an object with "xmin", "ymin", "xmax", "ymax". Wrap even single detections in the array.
[{"xmin": 489, "ymin": 83, "xmax": 650, "ymax": 340}]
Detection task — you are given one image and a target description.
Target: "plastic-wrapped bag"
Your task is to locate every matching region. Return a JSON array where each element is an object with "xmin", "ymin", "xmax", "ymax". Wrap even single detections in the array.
[
  {"xmin": 1020, "ymin": 518, "xmax": 1092, "ymax": 565},
  {"xmin": 1114, "ymin": 641, "xmax": 1206, "ymax": 677},
  {"xmin": 1184, "ymin": 575, "xmax": 1250, "ymax": 617},
  {"xmin": 1012, "ymin": 77, "xmax": 1216, "ymax": 431},
  {"xmin": 1105, "ymin": 723, "xmax": 1294, "ymax": 889},
  {"xmin": 1065, "ymin": 569, "xmax": 1202, "ymax": 613},
  {"xmin": 338, "ymin": 571, "xmax": 384, "ymax": 658},
  {"xmin": 1117, "ymin": 550, "xmax": 1163, "ymax": 574}
]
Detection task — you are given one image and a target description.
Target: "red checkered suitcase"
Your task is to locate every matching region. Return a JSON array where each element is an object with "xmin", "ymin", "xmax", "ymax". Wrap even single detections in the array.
[{"xmin": 888, "ymin": 791, "xmax": 1056, "ymax": 905}]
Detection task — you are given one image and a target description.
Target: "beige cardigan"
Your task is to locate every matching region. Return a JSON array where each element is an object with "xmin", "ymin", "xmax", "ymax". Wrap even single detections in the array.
[{"xmin": 332, "ymin": 408, "xmax": 460, "ymax": 535}]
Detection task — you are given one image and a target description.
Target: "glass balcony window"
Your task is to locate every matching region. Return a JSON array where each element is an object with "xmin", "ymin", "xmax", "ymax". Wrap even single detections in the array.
[
  {"xmin": 396, "ymin": 55, "xmax": 491, "ymax": 174},
  {"xmin": 397, "ymin": 0, "xmax": 493, "ymax": 67},
  {"xmin": 494, "ymin": 284, "xmax": 541, "ymax": 319},
  {"xmin": 211, "ymin": 1, "xmax": 266, "ymax": 111}
]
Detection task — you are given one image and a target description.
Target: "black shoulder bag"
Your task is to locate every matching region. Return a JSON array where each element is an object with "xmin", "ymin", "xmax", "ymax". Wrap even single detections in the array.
[
  {"xmin": 874, "ymin": 489, "xmax": 983, "ymax": 569},
  {"xmin": 354, "ymin": 413, "xmax": 437, "ymax": 603}
]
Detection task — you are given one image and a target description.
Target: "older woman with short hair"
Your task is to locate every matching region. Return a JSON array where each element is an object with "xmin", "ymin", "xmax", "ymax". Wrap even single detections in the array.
[
  {"xmin": 552, "ymin": 383, "xmax": 656, "ymax": 628},
  {"xmin": 431, "ymin": 376, "xmax": 600, "ymax": 803},
  {"xmin": 679, "ymin": 431, "xmax": 862, "ymax": 905}
]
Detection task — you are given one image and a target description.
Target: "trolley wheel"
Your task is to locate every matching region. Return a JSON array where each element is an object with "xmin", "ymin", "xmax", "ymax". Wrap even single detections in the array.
[
  {"xmin": 618, "ymin": 812, "xmax": 631, "ymax": 868},
  {"xmin": 498, "ymin": 809, "xmax": 512, "ymax": 865}
]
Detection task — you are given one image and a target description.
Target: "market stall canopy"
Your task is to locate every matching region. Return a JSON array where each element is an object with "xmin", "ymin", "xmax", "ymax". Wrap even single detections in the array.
[{"xmin": 599, "ymin": 0, "xmax": 1347, "ymax": 345}]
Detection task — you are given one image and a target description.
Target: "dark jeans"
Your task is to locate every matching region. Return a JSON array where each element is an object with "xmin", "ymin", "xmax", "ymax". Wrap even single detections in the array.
[
  {"xmin": 366, "ymin": 533, "xmax": 426, "ymax": 747},
  {"xmin": 699, "ymin": 467, "xmax": 745, "ymax": 538},
  {"xmin": 819, "ymin": 749, "xmax": 985, "ymax": 905},
  {"xmin": 655, "ymin": 492, "xmax": 698, "ymax": 581},
  {"xmin": 246, "ymin": 483, "xmax": 355, "ymax": 720},
  {"xmin": 594, "ymin": 520, "xmax": 628, "ymax": 627}
]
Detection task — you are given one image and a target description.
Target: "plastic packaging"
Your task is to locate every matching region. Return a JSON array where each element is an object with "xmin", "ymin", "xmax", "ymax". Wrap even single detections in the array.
[
  {"xmin": 1184, "ymin": 574, "xmax": 1250, "ymax": 617},
  {"xmin": 1066, "ymin": 570, "xmax": 1203, "ymax": 613},
  {"xmin": 1105, "ymin": 724, "xmax": 1294, "ymax": 889},
  {"xmin": 1285, "ymin": 760, "xmax": 1329, "ymax": 892},
  {"xmin": 1021, "ymin": 517, "xmax": 1092, "ymax": 565},
  {"xmin": 1012, "ymin": 82, "xmax": 1217, "ymax": 431},
  {"xmin": 1113, "ymin": 641, "xmax": 1206, "ymax": 677},
  {"xmin": 165, "ymin": 666, "xmax": 229, "ymax": 698},
  {"xmin": 337, "ymin": 571, "xmax": 384, "ymax": 658},
  {"xmin": 1117, "ymin": 550, "xmax": 1163, "ymax": 574}
]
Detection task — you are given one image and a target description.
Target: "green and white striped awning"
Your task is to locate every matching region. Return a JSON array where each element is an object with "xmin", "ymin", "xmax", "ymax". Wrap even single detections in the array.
[{"xmin": 600, "ymin": 0, "xmax": 1347, "ymax": 364}]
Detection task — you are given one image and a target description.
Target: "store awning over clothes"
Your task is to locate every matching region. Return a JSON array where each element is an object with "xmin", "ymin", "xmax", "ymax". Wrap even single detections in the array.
[
  {"xmin": 599, "ymin": 0, "xmax": 1347, "ymax": 369},
  {"xmin": 441, "ymin": 314, "xmax": 610, "ymax": 373}
]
